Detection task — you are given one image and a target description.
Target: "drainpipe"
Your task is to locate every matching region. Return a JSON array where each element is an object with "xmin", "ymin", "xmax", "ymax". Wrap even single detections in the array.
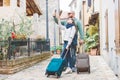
[
  {"xmin": 46, "ymin": 0, "xmax": 49, "ymax": 40},
  {"xmin": 58, "ymin": 0, "xmax": 61, "ymax": 45},
  {"xmin": 93, "ymin": 0, "xmax": 94, "ymax": 13},
  {"xmin": 54, "ymin": 21, "xmax": 56, "ymax": 54},
  {"xmin": 99, "ymin": 0, "xmax": 102, "ymax": 55},
  {"xmin": 46, "ymin": 0, "xmax": 50, "ymax": 51}
]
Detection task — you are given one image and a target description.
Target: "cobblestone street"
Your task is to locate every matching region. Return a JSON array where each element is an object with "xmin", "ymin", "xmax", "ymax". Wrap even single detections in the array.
[{"xmin": 0, "ymin": 54, "xmax": 119, "ymax": 80}]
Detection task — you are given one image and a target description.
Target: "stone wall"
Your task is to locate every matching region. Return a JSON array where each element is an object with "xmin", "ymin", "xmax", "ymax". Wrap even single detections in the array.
[{"xmin": 0, "ymin": 52, "xmax": 51, "ymax": 74}]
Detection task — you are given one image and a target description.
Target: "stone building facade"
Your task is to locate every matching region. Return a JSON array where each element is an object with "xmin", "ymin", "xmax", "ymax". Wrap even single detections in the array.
[{"xmin": 38, "ymin": 0, "xmax": 60, "ymax": 47}]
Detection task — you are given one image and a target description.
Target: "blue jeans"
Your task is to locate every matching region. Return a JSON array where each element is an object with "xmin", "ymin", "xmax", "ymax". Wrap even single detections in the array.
[
  {"xmin": 61, "ymin": 41, "xmax": 72, "ymax": 69},
  {"xmin": 70, "ymin": 45, "xmax": 76, "ymax": 68}
]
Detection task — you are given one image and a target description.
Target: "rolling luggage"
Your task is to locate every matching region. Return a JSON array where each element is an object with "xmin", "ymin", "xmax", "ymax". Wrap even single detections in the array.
[
  {"xmin": 45, "ymin": 49, "xmax": 68, "ymax": 78},
  {"xmin": 76, "ymin": 45, "xmax": 90, "ymax": 74}
]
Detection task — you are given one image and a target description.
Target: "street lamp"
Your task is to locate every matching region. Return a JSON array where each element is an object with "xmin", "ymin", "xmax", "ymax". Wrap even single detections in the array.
[
  {"xmin": 46, "ymin": 0, "xmax": 50, "ymax": 51},
  {"xmin": 54, "ymin": 22, "xmax": 56, "ymax": 54},
  {"xmin": 46, "ymin": 0, "xmax": 49, "ymax": 40},
  {"xmin": 57, "ymin": 0, "xmax": 62, "ymax": 45}
]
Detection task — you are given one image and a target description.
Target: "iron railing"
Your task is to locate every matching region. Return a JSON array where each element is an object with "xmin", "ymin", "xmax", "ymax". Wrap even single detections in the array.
[{"xmin": 0, "ymin": 38, "xmax": 50, "ymax": 60}]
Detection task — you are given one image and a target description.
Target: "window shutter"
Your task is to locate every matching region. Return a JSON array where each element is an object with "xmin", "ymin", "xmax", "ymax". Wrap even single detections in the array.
[
  {"xmin": 114, "ymin": 0, "xmax": 120, "ymax": 54},
  {"xmin": 105, "ymin": 9, "xmax": 109, "ymax": 51},
  {"xmin": 4, "ymin": 0, "xmax": 10, "ymax": 6},
  {"xmin": 0, "ymin": 0, "xmax": 3, "ymax": 6}
]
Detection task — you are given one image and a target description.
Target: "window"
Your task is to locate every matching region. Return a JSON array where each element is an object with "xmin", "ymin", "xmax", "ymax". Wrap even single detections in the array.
[
  {"xmin": 82, "ymin": 1, "xmax": 85, "ymax": 27},
  {"xmin": 17, "ymin": 0, "xmax": 20, "ymax": 7},
  {"xmin": 0, "ymin": 0, "xmax": 3, "ymax": 6},
  {"xmin": 4, "ymin": 0, "xmax": 10, "ymax": 6},
  {"xmin": 0, "ymin": 0, "xmax": 10, "ymax": 6},
  {"xmin": 113, "ymin": 0, "xmax": 115, "ymax": 3},
  {"xmin": 105, "ymin": 9, "xmax": 109, "ymax": 51},
  {"xmin": 74, "ymin": 1, "xmax": 76, "ymax": 8},
  {"xmin": 88, "ymin": 0, "xmax": 91, "ymax": 7}
]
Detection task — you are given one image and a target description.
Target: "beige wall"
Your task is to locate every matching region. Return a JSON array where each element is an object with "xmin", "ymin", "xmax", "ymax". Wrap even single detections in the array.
[
  {"xmin": 82, "ymin": 1, "xmax": 90, "ymax": 30},
  {"xmin": 0, "ymin": 0, "xmax": 26, "ymax": 18},
  {"xmin": 38, "ymin": 0, "xmax": 59, "ymax": 46},
  {"xmin": 99, "ymin": 0, "xmax": 120, "ymax": 76}
]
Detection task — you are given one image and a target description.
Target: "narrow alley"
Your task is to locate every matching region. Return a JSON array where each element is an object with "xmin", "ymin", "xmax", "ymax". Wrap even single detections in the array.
[
  {"xmin": 0, "ymin": 54, "xmax": 119, "ymax": 80},
  {"xmin": 0, "ymin": 0, "xmax": 120, "ymax": 80}
]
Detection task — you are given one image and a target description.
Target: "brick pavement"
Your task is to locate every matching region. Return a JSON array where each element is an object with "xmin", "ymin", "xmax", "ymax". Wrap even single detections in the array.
[{"xmin": 0, "ymin": 54, "xmax": 119, "ymax": 80}]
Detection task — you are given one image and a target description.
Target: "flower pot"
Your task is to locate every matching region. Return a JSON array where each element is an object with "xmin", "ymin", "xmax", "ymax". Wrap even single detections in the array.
[
  {"xmin": 90, "ymin": 48, "xmax": 97, "ymax": 56},
  {"xmin": 11, "ymin": 40, "xmax": 27, "ymax": 46}
]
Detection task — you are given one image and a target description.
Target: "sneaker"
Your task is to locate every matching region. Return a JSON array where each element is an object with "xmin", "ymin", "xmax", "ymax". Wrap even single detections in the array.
[
  {"xmin": 64, "ymin": 67, "xmax": 72, "ymax": 74},
  {"xmin": 63, "ymin": 67, "xmax": 67, "ymax": 71},
  {"xmin": 72, "ymin": 67, "xmax": 76, "ymax": 72}
]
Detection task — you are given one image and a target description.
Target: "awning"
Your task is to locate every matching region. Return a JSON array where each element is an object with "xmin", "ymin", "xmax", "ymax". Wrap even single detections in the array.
[{"xmin": 26, "ymin": 0, "xmax": 42, "ymax": 16}]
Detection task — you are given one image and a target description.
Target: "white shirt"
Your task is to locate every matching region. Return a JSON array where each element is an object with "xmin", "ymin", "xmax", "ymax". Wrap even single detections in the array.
[{"xmin": 58, "ymin": 21, "xmax": 76, "ymax": 49}]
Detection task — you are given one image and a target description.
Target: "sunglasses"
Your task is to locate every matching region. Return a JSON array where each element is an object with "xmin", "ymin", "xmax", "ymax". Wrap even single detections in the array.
[{"xmin": 68, "ymin": 13, "xmax": 72, "ymax": 14}]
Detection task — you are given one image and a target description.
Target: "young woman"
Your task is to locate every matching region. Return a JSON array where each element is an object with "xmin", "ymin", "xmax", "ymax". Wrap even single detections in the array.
[{"xmin": 58, "ymin": 18, "xmax": 76, "ymax": 74}]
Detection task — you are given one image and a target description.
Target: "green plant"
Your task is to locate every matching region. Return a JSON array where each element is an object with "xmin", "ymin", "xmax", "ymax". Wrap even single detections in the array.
[
  {"xmin": 85, "ymin": 13, "xmax": 99, "ymax": 52},
  {"xmin": 0, "ymin": 13, "xmax": 33, "ymax": 58},
  {"xmin": 0, "ymin": 19, "xmax": 13, "ymax": 40},
  {"xmin": 85, "ymin": 32, "xmax": 99, "ymax": 52},
  {"xmin": 50, "ymin": 46, "xmax": 54, "ymax": 51},
  {"xmin": 0, "ymin": 13, "xmax": 33, "ymax": 41},
  {"xmin": 15, "ymin": 14, "xmax": 33, "ymax": 38},
  {"xmin": 50, "ymin": 45, "xmax": 62, "ymax": 51},
  {"xmin": 56, "ymin": 45, "xmax": 62, "ymax": 50}
]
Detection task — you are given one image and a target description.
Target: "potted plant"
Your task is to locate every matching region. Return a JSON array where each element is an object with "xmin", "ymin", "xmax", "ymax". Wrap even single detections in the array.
[
  {"xmin": 56, "ymin": 45, "xmax": 62, "ymax": 54},
  {"xmin": 85, "ymin": 13, "xmax": 99, "ymax": 55},
  {"xmin": 0, "ymin": 13, "xmax": 33, "ymax": 58},
  {"xmin": 50, "ymin": 45, "xmax": 62, "ymax": 54},
  {"xmin": 9, "ymin": 13, "xmax": 33, "ymax": 46},
  {"xmin": 0, "ymin": 14, "xmax": 33, "ymax": 40},
  {"xmin": 85, "ymin": 23, "xmax": 99, "ymax": 55},
  {"xmin": 85, "ymin": 30, "xmax": 99, "ymax": 55}
]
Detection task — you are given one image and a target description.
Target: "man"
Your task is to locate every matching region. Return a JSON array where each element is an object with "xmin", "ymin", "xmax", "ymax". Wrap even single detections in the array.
[{"xmin": 53, "ymin": 10, "xmax": 84, "ymax": 73}]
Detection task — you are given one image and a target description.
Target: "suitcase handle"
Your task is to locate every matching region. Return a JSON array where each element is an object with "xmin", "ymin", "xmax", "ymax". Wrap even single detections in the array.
[
  {"xmin": 78, "ymin": 44, "xmax": 85, "ymax": 54},
  {"xmin": 61, "ymin": 49, "xmax": 69, "ymax": 60}
]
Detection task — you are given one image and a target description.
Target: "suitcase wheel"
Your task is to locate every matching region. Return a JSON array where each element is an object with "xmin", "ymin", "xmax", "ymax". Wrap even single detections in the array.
[
  {"xmin": 88, "ymin": 69, "xmax": 90, "ymax": 73},
  {"xmin": 47, "ymin": 74, "xmax": 49, "ymax": 77},
  {"xmin": 45, "ymin": 72, "xmax": 47, "ymax": 75},
  {"xmin": 77, "ymin": 69, "xmax": 79, "ymax": 74},
  {"xmin": 55, "ymin": 73, "xmax": 60, "ymax": 78},
  {"xmin": 57, "ymin": 76, "xmax": 60, "ymax": 78}
]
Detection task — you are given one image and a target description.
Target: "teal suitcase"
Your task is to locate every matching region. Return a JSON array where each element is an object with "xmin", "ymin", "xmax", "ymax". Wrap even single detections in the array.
[
  {"xmin": 45, "ymin": 58, "xmax": 66, "ymax": 78},
  {"xmin": 45, "ymin": 49, "xmax": 68, "ymax": 78}
]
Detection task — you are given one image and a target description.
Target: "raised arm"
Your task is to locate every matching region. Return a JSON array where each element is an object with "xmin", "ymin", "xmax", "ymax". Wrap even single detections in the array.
[
  {"xmin": 53, "ymin": 16, "xmax": 66, "ymax": 26},
  {"xmin": 53, "ymin": 11, "xmax": 67, "ymax": 26}
]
